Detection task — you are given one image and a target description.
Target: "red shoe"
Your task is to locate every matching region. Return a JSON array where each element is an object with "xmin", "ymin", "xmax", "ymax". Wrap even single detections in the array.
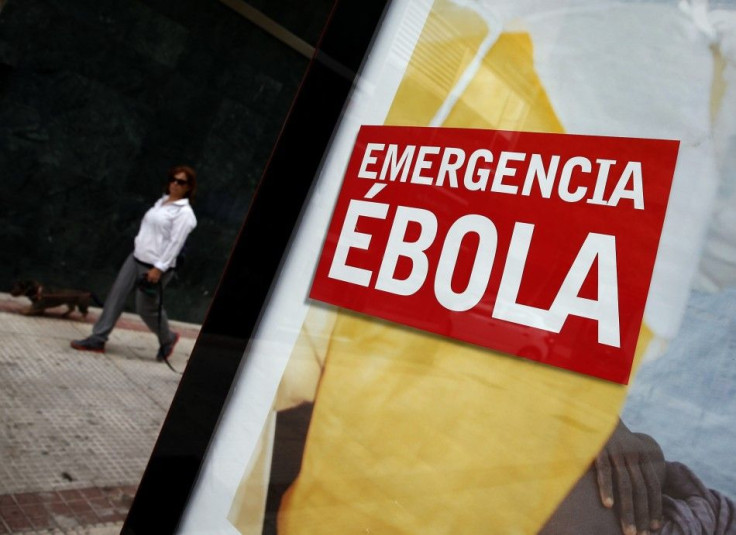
[{"xmin": 71, "ymin": 338, "xmax": 105, "ymax": 353}]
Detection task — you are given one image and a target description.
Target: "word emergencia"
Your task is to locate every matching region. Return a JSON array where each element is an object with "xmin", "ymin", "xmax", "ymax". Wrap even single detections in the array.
[{"xmin": 310, "ymin": 125, "xmax": 678, "ymax": 383}]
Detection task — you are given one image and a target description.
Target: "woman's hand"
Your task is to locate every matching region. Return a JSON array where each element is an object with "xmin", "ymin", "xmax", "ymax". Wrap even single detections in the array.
[
  {"xmin": 595, "ymin": 419, "xmax": 665, "ymax": 535},
  {"xmin": 146, "ymin": 267, "xmax": 163, "ymax": 284}
]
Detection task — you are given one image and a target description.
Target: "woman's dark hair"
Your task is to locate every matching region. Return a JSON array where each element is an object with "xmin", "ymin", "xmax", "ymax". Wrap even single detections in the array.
[{"xmin": 166, "ymin": 165, "xmax": 198, "ymax": 200}]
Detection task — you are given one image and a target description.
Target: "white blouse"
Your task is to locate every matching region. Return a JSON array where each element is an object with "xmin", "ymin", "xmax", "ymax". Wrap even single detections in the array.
[{"xmin": 133, "ymin": 195, "xmax": 197, "ymax": 272}]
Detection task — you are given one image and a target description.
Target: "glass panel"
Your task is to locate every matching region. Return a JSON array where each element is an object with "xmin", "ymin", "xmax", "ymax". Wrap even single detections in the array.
[{"xmin": 169, "ymin": 1, "xmax": 736, "ymax": 533}]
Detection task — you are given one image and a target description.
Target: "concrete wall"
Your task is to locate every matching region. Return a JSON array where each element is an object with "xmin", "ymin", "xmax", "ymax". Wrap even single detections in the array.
[{"xmin": 0, "ymin": 0, "xmax": 333, "ymax": 323}]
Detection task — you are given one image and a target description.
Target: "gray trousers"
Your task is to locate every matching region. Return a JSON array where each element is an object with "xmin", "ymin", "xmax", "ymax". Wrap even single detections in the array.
[{"xmin": 89, "ymin": 253, "xmax": 175, "ymax": 346}]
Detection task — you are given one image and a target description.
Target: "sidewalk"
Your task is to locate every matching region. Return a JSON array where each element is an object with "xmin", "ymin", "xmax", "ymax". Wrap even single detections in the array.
[{"xmin": 0, "ymin": 293, "xmax": 200, "ymax": 534}]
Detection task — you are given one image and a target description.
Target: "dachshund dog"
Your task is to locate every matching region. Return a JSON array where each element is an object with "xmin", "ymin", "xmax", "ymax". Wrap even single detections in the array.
[{"xmin": 10, "ymin": 280, "xmax": 101, "ymax": 317}]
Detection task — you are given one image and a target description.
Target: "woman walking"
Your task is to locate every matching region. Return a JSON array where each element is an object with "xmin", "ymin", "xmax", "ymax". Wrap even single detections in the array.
[{"xmin": 71, "ymin": 165, "xmax": 197, "ymax": 361}]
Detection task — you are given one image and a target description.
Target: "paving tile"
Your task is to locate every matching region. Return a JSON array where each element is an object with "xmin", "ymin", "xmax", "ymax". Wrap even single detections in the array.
[
  {"xmin": 95, "ymin": 509, "xmax": 125, "ymax": 524},
  {"xmin": 65, "ymin": 499, "xmax": 93, "ymax": 515},
  {"xmin": 0, "ymin": 505, "xmax": 31, "ymax": 531},
  {"xmin": 17, "ymin": 502, "xmax": 46, "ymax": 518},
  {"xmin": 35, "ymin": 491, "xmax": 64, "ymax": 504},
  {"xmin": 13, "ymin": 493, "xmax": 43, "ymax": 505},
  {"xmin": 79, "ymin": 488, "xmax": 104, "ymax": 500},
  {"xmin": 87, "ymin": 497, "xmax": 114, "ymax": 516},
  {"xmin": 53, "ymin": 512, "xmax": 80, "ymax": 530},
  {"xmin": 75, "ymin": 510, "xmax": 101, "ymax": 525},
  {"xmin": 28, "ymin": 512, "xmax": 56, "ymax": 531},
  {"xmin": 58, "ymin": 490, "xmax": 84, "ymax": 503},
  {"xmin": 0, "ymin": 296, "xmax": 200, "ymax": 533}
]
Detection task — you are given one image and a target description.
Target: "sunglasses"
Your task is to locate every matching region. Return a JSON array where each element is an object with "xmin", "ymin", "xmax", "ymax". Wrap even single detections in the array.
[{"xmin": 169, "ymin": 177, "xmax": 189, "ymax": 186}]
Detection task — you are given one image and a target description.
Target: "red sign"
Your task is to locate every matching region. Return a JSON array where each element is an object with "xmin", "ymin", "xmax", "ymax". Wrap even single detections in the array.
[{"xmin": 310, "ymin": 125, "xmax": 678, "ymax": 383}]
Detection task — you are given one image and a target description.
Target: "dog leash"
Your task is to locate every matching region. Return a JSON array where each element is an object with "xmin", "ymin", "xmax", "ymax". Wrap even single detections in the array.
[
  {"xmin": 135, "ymin": 260, "xmax": 185, "ymax": 375},
  {"xmin": 154, "ymin": 283, "xmax": 184, "ymax": 375},
  {"xmin": 162, "ymin": 355, "xmax": 183, "ymax": 375}
]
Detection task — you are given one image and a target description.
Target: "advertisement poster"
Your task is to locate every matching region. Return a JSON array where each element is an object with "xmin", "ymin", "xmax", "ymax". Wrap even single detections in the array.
[{"xmin": 170, "ymin": 0, "xmax": 736, "ymax": 533}]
